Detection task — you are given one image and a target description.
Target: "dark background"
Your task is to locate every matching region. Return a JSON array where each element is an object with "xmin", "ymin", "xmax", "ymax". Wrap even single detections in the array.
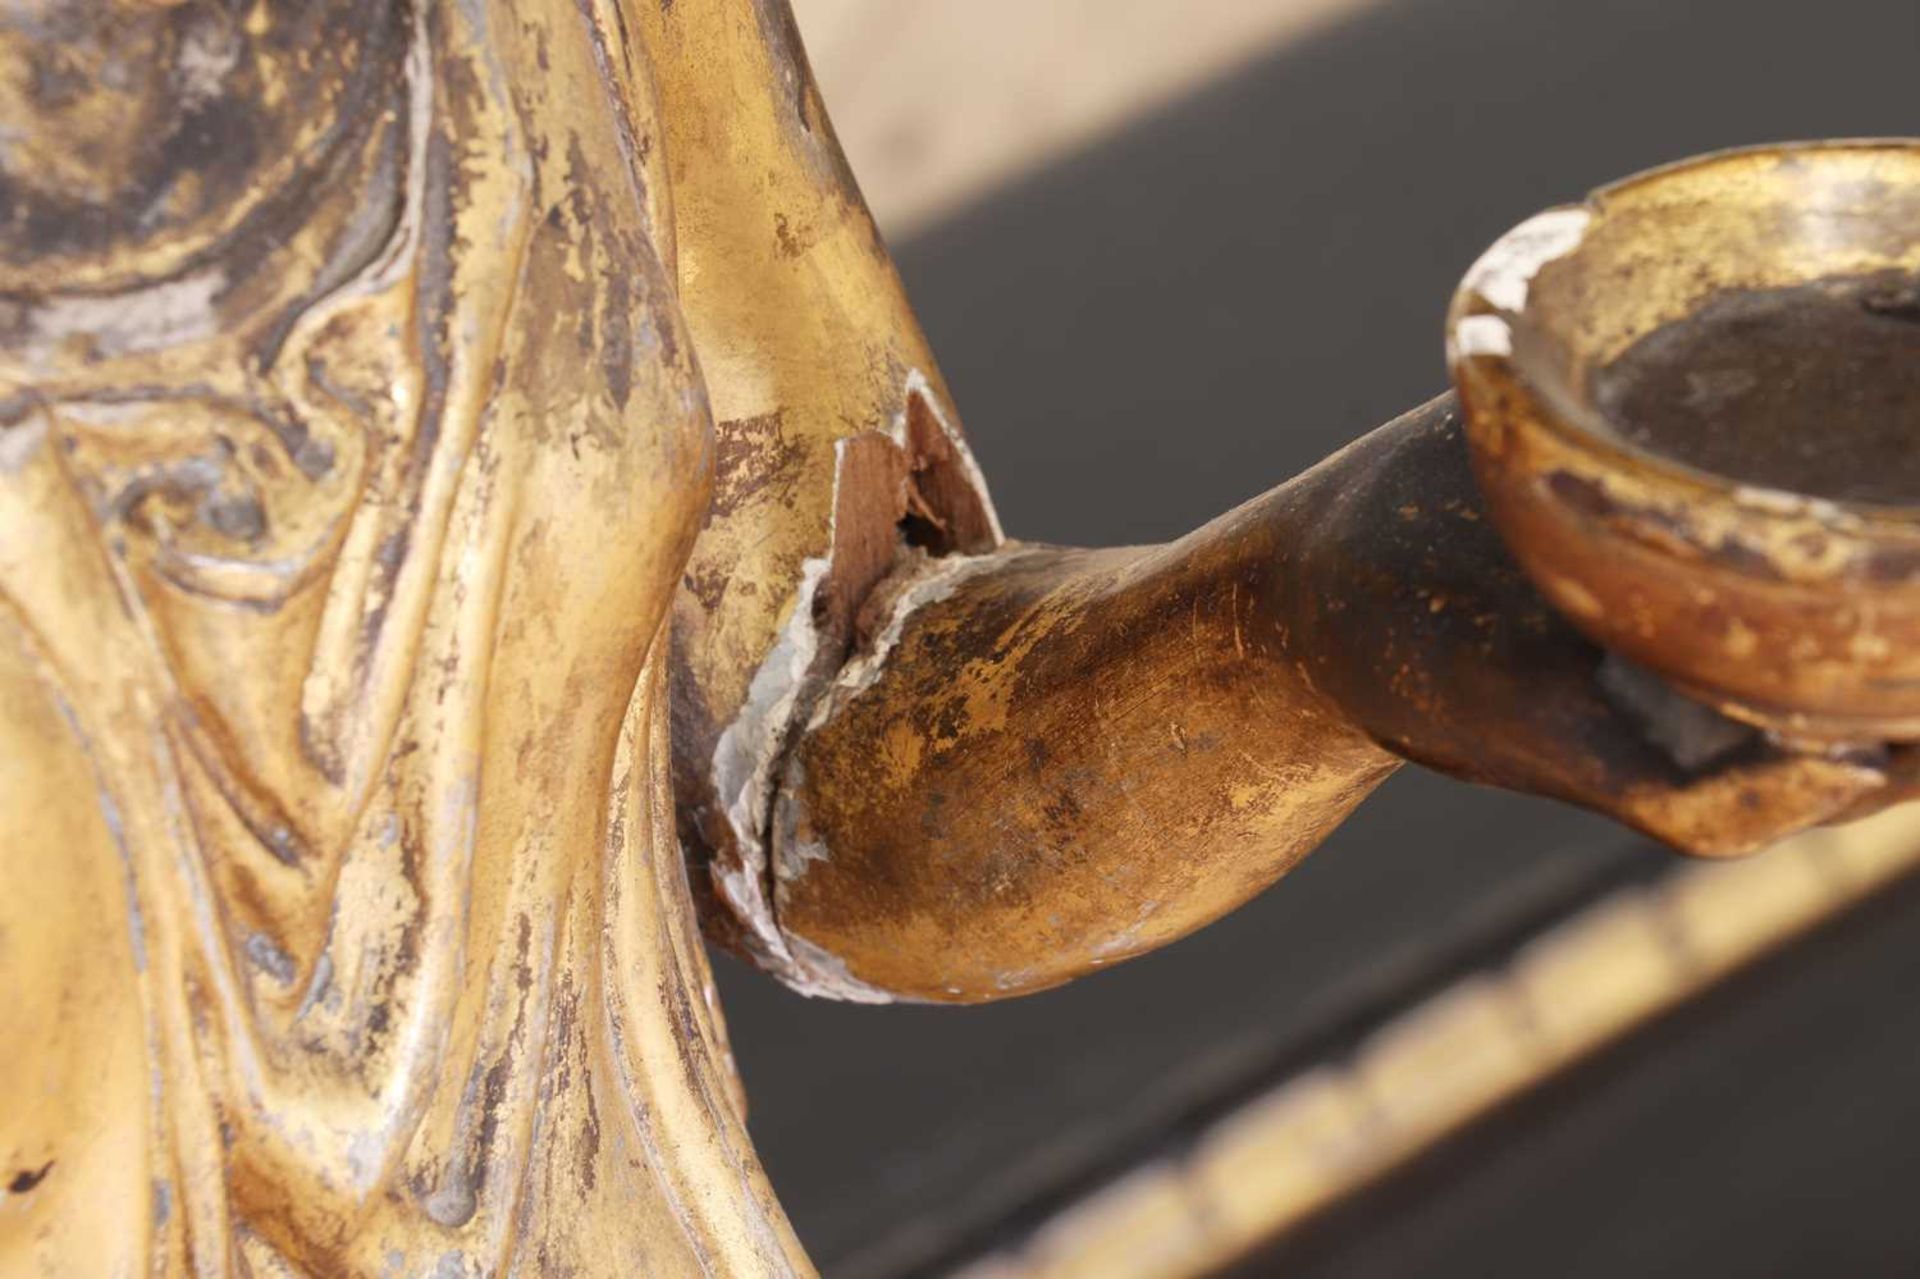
[{"xmin": 713, "ymin": 0, "xmax": 1920, "ymax": 1273}]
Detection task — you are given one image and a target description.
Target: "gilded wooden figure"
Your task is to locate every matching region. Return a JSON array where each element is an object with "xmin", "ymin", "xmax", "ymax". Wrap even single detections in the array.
[{"xmin": 1, "ymin": 2, "xmax": 1913, "ymax": 1273}]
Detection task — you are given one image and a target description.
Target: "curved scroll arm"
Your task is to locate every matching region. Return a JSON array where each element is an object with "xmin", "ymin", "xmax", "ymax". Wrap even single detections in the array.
[{"xmin": 769, "ymin": 395, "xmax": 1913, "ymax": 1001}]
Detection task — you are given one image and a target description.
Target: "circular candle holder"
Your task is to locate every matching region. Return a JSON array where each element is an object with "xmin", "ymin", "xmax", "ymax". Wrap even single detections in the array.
[{"xmin": 1449, "ymin": 140, "xmax": 1920, "ymax": 744}]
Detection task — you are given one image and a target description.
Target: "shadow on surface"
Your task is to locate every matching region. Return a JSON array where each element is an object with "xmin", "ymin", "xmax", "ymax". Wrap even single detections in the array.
[{"xmin": 1238, "ymin": 867, "xmax": 1920, "ymax": 1278}]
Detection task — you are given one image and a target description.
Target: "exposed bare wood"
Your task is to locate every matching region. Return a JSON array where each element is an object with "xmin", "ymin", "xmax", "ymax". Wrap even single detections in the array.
[{"xmin": 1, "ymin": 4, "xmax": 1913, "ymax": 1274}]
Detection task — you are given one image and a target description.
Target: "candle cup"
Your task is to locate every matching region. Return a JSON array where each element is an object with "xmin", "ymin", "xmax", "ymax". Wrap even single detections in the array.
[{"xmin": 1450, "ymin": 140, "xmax": 1920, "ymax": 745}]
